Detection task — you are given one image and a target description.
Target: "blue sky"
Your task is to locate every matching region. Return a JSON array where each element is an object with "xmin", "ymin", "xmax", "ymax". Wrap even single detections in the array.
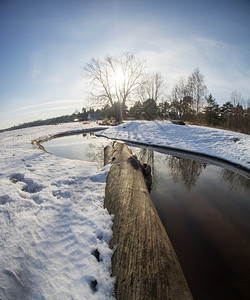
[{"xmin": 0, "ymin": 0, "xmax": 250, "ymax": 129}]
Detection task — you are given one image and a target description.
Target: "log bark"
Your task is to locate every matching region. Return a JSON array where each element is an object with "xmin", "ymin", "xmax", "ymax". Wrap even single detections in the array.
[{"xmin": 104, "ymin": 142, "xmax": 193, "ymax": 300}]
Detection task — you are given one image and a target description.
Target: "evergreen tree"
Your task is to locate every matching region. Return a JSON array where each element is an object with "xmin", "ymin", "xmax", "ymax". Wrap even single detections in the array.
[
  {"xmin": 180, "ymin": 96, "xmax": 194, "ymax": 121},
  {"xmin": 128, "ymin": 101, "xmax": 143, "ymax": 119},
  {"xmin": 204, "ymin": 94, "xmax": 221, "ymax": 126},
  {"xmin": 157, "ymin": 101, "xmax": 170, "ymax": 119},
  {"xmin": 142, "ymin": 99, "xmax": 158, "ymax": 120},
  {"xmin": 220, "ymin": 101, "xmax": 233, "ymax": 128}
]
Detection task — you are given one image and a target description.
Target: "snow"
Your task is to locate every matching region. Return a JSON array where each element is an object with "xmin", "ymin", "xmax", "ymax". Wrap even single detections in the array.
[
  {"xmin": 97, "ymin": 121, "xmax": 250, "ymax": 170},
  {"xmin": 0, "ymin": 120, "xmax": 249, "ymax": 299},
  {"xmin": 0, "ymin": 123, "xmax": 114, "ymax": 300}
]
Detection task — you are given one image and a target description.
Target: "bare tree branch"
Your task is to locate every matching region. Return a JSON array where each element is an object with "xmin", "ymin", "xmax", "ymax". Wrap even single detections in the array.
[
  {"xmin": 84, "ymin": 52, "xmax": 146, "ymax": 121},
  {"xmin": 187, "ymin": 68, "xmax": 207, "ymax": 115},
  {"xmin": 137, "ymin": 72, "xmax": 166, "ymax": 103}
]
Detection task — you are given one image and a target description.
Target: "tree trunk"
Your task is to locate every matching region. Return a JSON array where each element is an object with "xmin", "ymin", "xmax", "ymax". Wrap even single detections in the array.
[{"xmin": 104, "ymin": 142, "xmax": 193, "ymax": 300}]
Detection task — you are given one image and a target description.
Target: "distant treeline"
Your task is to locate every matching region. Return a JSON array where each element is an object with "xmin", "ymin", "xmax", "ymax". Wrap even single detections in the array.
[
  {"xmin": 125, "ymin": 95, "xmax": 250, "ymax": 134},
  {"xmin": 105, "ymin": 97, "xmax": 250, "ymax": 134},
  {"xmin": 0, "ymin": 113, "xmax": 79, "ymax": 134},
  {"xmin": 1, "ymin": 96, "xmax": 249, "ymax": 134},
  {"xmin": 0, "ymin": 108, "xmax": 106, "ymax": 133}
]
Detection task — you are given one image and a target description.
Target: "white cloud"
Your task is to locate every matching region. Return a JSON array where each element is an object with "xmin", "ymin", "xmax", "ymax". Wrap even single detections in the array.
[
  {"xmin": 16, "ymin": 100, "xmax": 84, "ymax": 112},
  {"xmin": 0, "ymin": 102, "xmax": 84, "ymax": 129},
  {"xmin": 137, "ymin": 36, "xmax": 250, "ymax": 103}
]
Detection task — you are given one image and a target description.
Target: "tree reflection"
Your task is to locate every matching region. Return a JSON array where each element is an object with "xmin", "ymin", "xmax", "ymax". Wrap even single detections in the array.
[
  {"xmin": 136, "ymin": 148, "xmax": 154, "ymax": 169},
  {"xmin": 132, "ymin": 148, "xmax": 160, "ymax": 189},
  {"xmin": 85, "ymin": 137, "xmax": 109, "ymax": 167},
  {"xmin": 87, "ymin": 143, "xmax": 103, "ymax": 165},
  {"xmin": 221, "ymin": 169, "xmax": 250, "ymax": 195},
  {"xmin": 82, "ymin": 132, "xmax": 95, "ymax": 138},
  {"xmin": 121, "ymin": 144, "xmax": 249, "ymax": 196},
  {"xmin": 168, "ymin": 156, "xmax": 207, "ymax": 190},
  {"xmin": 132, "ymin": 147, "xmax": 208, "ymax": 190}
]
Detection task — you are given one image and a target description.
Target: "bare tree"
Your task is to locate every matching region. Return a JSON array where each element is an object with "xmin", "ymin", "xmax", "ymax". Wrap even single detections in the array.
[
  {"xmin": 230, "ymin": 90, "xmax": 244, "ymax": 106},
  {"xmin": 137, "ymin": 72, "xmax": 166, "ymax": 103},
  {"xmin": 187, "ymin": 68, "xmax": 207, "ymax": 116},
  {"xmin": 171, "ymin": 77, "xmax": 188, "ymax": 102},
  {"xmin": 84, "ymin": 52, "xmax": 146, "ymax": 121},
  {"xmin": 169, "ymin": 77, "xmax": 194, "ymax": 120}
]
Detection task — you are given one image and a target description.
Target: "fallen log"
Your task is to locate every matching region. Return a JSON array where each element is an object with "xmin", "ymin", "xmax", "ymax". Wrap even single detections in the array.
[{"xmin": 104, "ymin": 142, "xmax": 192, "ymax": 300}]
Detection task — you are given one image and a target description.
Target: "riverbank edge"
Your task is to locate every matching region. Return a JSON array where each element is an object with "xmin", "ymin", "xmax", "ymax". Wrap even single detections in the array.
[
  {"xmin": 97, "ymin": 134, "xmax": 250, "ymax": 176},
  {"xmin": 33, "ymin": 126, "xmax": 249, "ymax": 175},
  {"xmin": 31, "ymin": 127, "xmax": 106, "ymax": 152},
  {"xmin": 104, "ymin": 142, "xmax": 193, "ymax": 300}
]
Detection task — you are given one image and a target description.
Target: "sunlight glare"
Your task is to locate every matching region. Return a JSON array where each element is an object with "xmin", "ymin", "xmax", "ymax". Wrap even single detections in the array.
[{"xmin": 113, "ymin": 67, "xmax": 125, "ymax": 89}]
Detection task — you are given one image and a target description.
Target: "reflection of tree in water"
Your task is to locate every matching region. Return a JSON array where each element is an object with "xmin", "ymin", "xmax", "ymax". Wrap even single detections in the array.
[
  {"xmin": 87, "ymin": 143, "xmax": 104, "ymax": 166},
  {"xmin": 221, "ymin": 169, "xmax": 250, "ymax": 195},
  {"xmin": 168, "ymin": 156, "xmax": 207, "ymax": 190},
  {"xmin": 132, "ymin": 147, "xmax": 207, "ymax": 190},
  {"xmin": 82, "ymin": 132, "xmax": 95, "ymax": 138},
  {"xmin": 134, "ymin": 148, "xmax": 162, "ymax": 189},
  {"xmin": 84, "ymin": 135, "xmax": 109, "ymax": 167},
  {"xmin": 136, "ymin": 148, "xmax": 154, "ymax": 168}
]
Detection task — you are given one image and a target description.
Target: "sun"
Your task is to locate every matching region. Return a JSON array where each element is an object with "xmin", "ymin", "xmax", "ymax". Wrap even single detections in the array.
[{"xmin": 112, "ymin": 67, "xmax": 126, "ymax": 90}]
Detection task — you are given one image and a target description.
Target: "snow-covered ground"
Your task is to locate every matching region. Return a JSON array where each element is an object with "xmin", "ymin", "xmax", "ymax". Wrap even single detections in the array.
[
  {"xmin": 98, "ymin": 121, "xmax": 250, "ymax": 170},
  {"xmin": 0, "ymin": 120, "xmax": 249, "ymax": 300},
  {"xmin": 0, "ymin": 123, "xmax": 114, "ymax": 300}
]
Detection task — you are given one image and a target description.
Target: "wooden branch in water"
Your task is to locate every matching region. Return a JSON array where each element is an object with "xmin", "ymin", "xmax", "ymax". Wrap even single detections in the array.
[{"xmin": 104, "ymin": 142, "xmax": 193, "ymax": 300}]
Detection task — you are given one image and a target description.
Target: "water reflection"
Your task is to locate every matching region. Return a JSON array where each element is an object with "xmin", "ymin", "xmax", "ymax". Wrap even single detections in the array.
[
  {"xmin": 43, "ymin": 134, "xmax": 110, "ymax": 167},
  {"xmin": 86, "ymin": 141, "xmax": 108, "ymax": 167},
  {"xmin": 140, "ymin": 148, "xmax": 250, "ymax": 300},
  {"xmin": 133, "ymin": 147, "xmax": 250, "ymax": 193},
  {"xmin": 134, "ymin": 148, "xmax": 155, "ymax": 177},
  {"xmin": 133, "ymin": 147, "xmax": 208, "ymax": 190},
  {"xmin": 81, "ymin": 133, "xmax": 106, "ymax": 164},
  {"xmin": 82, "ymin": 132, "xmax": 94, "ymax": 137},
  {"xmin": 168, "ymin": 156, "xmax": 207, "ymax": 190},
  {"xmin": 221, "ymin": 168, "xmax": 250, "ymax": 195}
]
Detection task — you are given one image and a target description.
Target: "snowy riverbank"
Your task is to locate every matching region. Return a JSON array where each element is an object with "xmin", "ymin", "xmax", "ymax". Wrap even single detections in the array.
[
  {"xmin": 98, "ymin": 121, "xmax": 250, "ymax": 170},
  {"xmin": 0, "ymin": 123, "xmax": 114, "ymax": 300}
]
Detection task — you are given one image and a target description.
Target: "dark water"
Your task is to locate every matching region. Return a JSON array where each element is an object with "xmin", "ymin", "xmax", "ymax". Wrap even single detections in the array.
[
  {"xmin": 132, "ymin": 147, "xmax": 250, "ymax": 300},
  {"xmin": 44, "ymin": 135, "xmax": 250, "ymax": 300}
]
